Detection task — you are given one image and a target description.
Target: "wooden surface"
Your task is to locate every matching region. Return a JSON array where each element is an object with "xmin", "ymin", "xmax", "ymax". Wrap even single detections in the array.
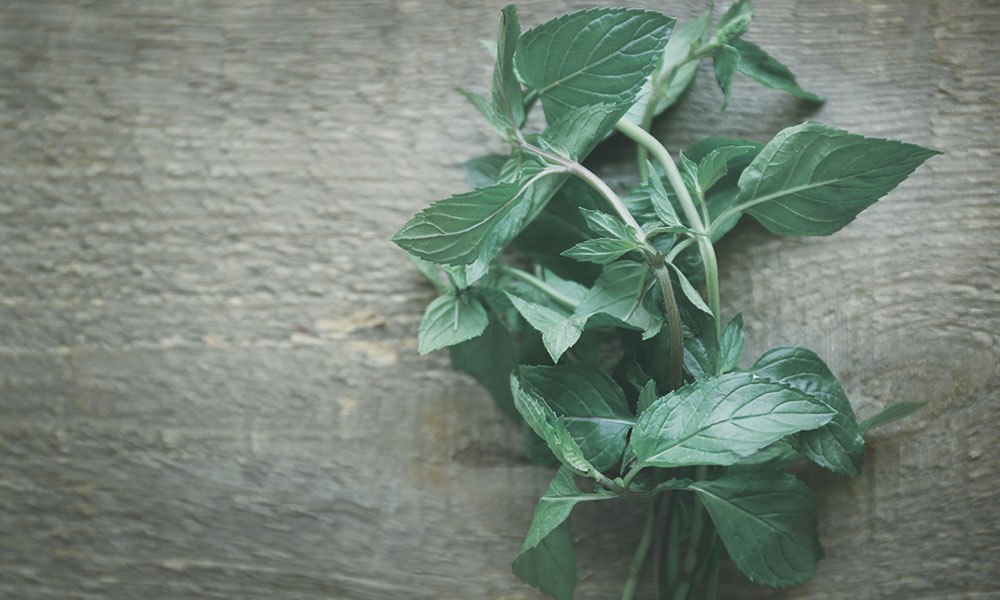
[{"xmin": 1, "ymin": 1, "xmax": 998, "ymax": 598}]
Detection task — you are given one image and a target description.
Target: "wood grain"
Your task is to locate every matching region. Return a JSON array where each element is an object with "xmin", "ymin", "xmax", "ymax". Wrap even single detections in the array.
[{"xmin": 1, "ymin": 1, "xmax": 997, "ymax": 598}]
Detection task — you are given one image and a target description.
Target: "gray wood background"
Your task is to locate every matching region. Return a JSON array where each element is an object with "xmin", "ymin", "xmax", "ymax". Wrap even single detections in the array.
[{"xmin": 1, "ymin": 1, "xmax": 997, "ymax": 598}]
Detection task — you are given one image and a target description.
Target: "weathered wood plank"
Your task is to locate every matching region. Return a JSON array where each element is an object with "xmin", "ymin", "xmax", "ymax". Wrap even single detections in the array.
[{"xmin": 1, "ymin": 0, "xmax": 997, "ymax": 598}]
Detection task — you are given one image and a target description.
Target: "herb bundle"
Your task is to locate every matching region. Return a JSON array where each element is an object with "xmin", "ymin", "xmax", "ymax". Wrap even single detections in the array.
[{"xmin": 392, "ymin": 2, "xmax": 934, "ymax": 598}]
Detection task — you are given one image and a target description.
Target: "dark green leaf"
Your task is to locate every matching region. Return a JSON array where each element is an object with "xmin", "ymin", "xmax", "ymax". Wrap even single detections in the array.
[
  {"xmin": 517, "ymin": 8, "xmax": 674, "ymax": 124},
  {"xmin": 697, "ymin": 144, "xmax": 760, "ymax": 194},
  {"xmin": 690, "ymin": 471, "xmax": 822, "ymax": 586},
  {"xmin": 731, "ymin": 39, "xmax": 823, "ymax": 102},
  {"xmin": 753, "ymin": 345, "xmax": 864, "ymax": 475},
  {"xmin": 450, "ymin": 314, "xmax": 519, "ymax": 420},
  {"xmin": 682, "ymin": 304, "xmax": 719, "ymax": 381},
  {"xmin": 718, "ymin": 313, "xmax": 744, "ymax": 372},
  {"xmin": 520, "ymin": 467, "xmax": 610, "ymax": 554},
  {"xmin": 574, "ymin": 261, "xmax": 662, "ymax": 339},
  {"xmin": 737, "ymin": 123, "xmax": 939, "ymax": 236},
  {"xmin": 717, "ymin": 0, "xmax": 754, "ymax": 43},
  {"xmin": 542, "ymin": 102, "xmax": 629, "ymax": 160},
  {"xmin": 630, "ymin": 372, "xmax": 835, "ymax": 468},
  {"xmin": 525, "ymin": 426, "xmax": 560, "ymax": 466},
  {"xmin": 562, "ymin": 238, "xmax": 640, "ymax": 265},
  {"xmin": 669, "ymin": 263, "xmax": 712, "ymax": 316},
  {"xmin": 393, "ymin": 170, "xmax": 559, "ymax": 266},
  {"xmin": 514, "ymin": 177, "xmax": 604, "ymax": 282},
  {"xmin": 860, "ymin": 401, "xmax": 925, "ymax": 432},
  {"xmin": 713, "ymin": 44, "xmax": 740, "ymax": 109},
  {"xmin": 512, "ymin": 520, "xmax": 576, "ymax": 600},
  {"xmin": 687, "ymin": 137, "xmax": 765, "ymax": 163},
  {"xmin": 459, "ymin": 88, "xmax": 506, "ymax": 133},
  {"xmin": 579, "ymin": 208, "xmax": 635, "ymax": 241},
  {"xmin": 624, "ymin": 10, "xmax": 711, "ymax": 125},
  {"xmin": 686, "ymin": 138, "xmax": 764, "ymax": 241},
  {"xmin": 512, "ymin": 375, "xmax": 597, "ymax": 475},
  {"xmin": 491, "ymin": 5, "xmax": 525, "ymax": 135},
  {"xmin": 408, "ymin": 255, "xmax": 448, "ymax": 293},
  {"xmin": 637, "ymin": 379, "xmax": 658, "ymax": 415},
  {"xmin": 678, "ymin": 153, "xmax": 703, "ymax": 201},
  {"xmin": 521, "ymin": 365, "xmax": 635, "ymax": 471},
  {"xmin": 418, "ymin": 293, "xmax": 489, "ymax": 354},
  {"xmin": 636, "ymin": 322, "xmax": 677, "ymax": 394},
  {"xmin": 648, "ymin": 168, "xmax": 684, "ymax": 227},
  {"xmin": 729, "ymin": 438, "xmax": 804, "ymax": 470},
  {"xmin": 462, "ymin": 154, "xmax": 509, "ymax": 189},
  {"xmin": 506, "ymin": 293, "xmax": 585, "ymax": 362}
]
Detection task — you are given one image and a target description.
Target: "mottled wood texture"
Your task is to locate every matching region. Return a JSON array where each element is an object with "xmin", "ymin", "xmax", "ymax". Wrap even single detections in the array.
[{"xmin": 1, "ymin": 1, "xmax": 997, "ymax": 598}]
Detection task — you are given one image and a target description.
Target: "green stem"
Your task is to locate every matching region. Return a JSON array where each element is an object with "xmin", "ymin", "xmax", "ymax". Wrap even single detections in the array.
[
  {"xmin": 652, "ymin": 491, "xmax": 673, "ymax": 599},
  {"xmin": 652, "ymin": 264, "xmax": 685, "ymax": 389},
  {"xmin": 666, "ymin": 238, "xmax": 695, "ymax": 263},
  {"xmin": 523, "ymin": 143, "xmax": 647, "ymax": 242},
  {"xmin": 672, "ymin": 466, "xmax": 707, "ymax": 600},
  {"xmin": 622, "ymin": 502, "xmax": 657, "ymax": 600},
  {"xmin": 622, "ymin": 463, "xmax": 644, "ymax": 489},
  {"xmin": 498, "ymin": 265, "xmax": 577, "ymax": 310},
  {"xmin": 664, "ymin": 496, "xmax": 683, "ymax": 598},
  {"xmin": 630, "ymin": 33, "xmax": 721, "ymax": 180},
  {"xmin": 703, "ymin": 536, "xmax": 722, "ymax": 600},
  {"xmin": 615, "ymin": 120, "xmax": 722, "ymax": 340}
]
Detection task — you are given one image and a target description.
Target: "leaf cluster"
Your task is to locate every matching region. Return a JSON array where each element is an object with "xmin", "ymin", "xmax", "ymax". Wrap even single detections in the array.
[{"xmin": 392, "ymin": 2, "xmax": 935, "ymax": 598}]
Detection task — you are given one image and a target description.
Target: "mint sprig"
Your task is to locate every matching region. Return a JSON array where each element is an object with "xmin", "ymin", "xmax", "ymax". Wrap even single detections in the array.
[{"xmin": 392, "ymin": 3, "xmax": 935, "ymax": 598}]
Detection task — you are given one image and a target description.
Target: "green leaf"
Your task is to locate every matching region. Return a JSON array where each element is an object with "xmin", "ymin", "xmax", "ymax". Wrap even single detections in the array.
[
  {"xmin": 860, "ymin": 401, "xmax": 925, "ymax": 432},
  {"xmin": 635, "ymin": 322, "xmax": 678, "ymax": 394},
  {"xmin": 511, "ymin": 375, "xmax": 597, "ymax": 475},
  {"xmin": 491, "ymin": 5, "xmax": 525, "ymax": 136},
  {"xmin": 417, "ymin": 293, "xmax": 489, "ymax": 355},
  {"xmin": 624, "ymin": 10, "xmax": 711, "ymax": 125},
  {"xmin": 521, "ymin": 365, "xmax": 635, "ymax": 471},
  {"xmin": 686, "ymin": 138, "xmax": 764, "ymax": 241},
  {"xmin": 669, "ymin": 263, "xmax": 712, "ymax": 316},
  {"xmin": 731, "ymin": 39, "xmax": 823, "ymax": 102},
  {"xmin": 408, "ymin": 255, "xmax": 448, "ymax": 293},
  {"xmin": 637, "ymin": 379, "xmax": 658, "ymax": 415},
  {"xmin": 393, "ymin": 170, "xmax": 557, "ymax": 266},
  {"xmin": 514, "ymin": 177, "xmax": 604, "ymax": 282},
  {"xmin": 736, "ymin": 123, "xmax": 939, "ymax": 236},
  {"xmin": 459, "ymin": 88, "xmax": 506, "ymax": 133},
  {"xmin": 690, "ymin": 471, "xmax": 822, "ymax": 586},
  {"xmin": 520, "ymin": 467, "xmax": 610, "ymax": 555},
  {"xmin": 541, "ymin": 102, "xmax": 629, "ymax": 160},
  {"xmin": 713, "ymin": 44, "xmax": 740, "ymax": 109},
  {"xmin": 716, "ymin": 0, "xmax": 755, "ymax": 43},
  {"xmin": 729, "ymin": 438, "xmax": 804, "ymax": 470},
  {"xmin": 718, "ymin": 313, "xmax": 744, "ymax": 372},
  {"xmin": 525, "ymin": 426, "xmax": 560, "ymax": 466},
  {"xmin": 648, "ymin": 168, "xmax": 684, "ymax": 227},
  {"xmin": 462, "ymin": 154, "xmax": 509, "ymax": 189},
  {"xmin": 574, "ymin": 261, "xmax": 662, "ymax": 339},
  {"xmin": 506, "ymin": 293, "xmax": 585, "ymax": 362},
  {"xmin": 697, "ymin": 144, "xmax": 760, "ymax": 194},
  {"xmin": 578, "ymin": 208, "xmax": 635, "ymax": 241},
  {"xmin": 450, "ymin": 314, "xmax": 519, "ymax": 420},
  {"xmin": 562, "ymin": 238, "xmax": 640, "ymax": 265},
  {"xmin": 512, "ymin": 520, "xmax": 576, "ymax": 600},
  {"xmin": 752, "ymin": 345, "xmax": 864, "ymax": 475},
  {"xmin": 517, "ymin": 8, "xmax": 674, "ymax": 124},
  {"xmin": 630, "ymin": 372, "xmax": 835, "ymax": 468},
  {"xmin": 681, "ymin": 304, "xmax": 719, "ymax": 381}
]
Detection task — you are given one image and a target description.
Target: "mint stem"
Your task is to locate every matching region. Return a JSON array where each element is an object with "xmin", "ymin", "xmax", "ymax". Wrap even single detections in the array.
[
  {"xmin": 652, "ymin": 264, "xmax": 685, "ymax": 389},
  {"xmin": 622, "ymin": 502, "xmax": 657, "ymax": 600},
  {"xmin": 615, "ymin": 119, "xmax": 722, "ymax": 340}
]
